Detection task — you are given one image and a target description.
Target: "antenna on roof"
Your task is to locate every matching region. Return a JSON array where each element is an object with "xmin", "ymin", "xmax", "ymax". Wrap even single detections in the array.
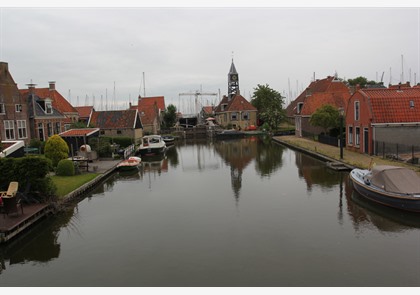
[{"xmin": 68, "ymin": 89, "xmax": 71, "ymax": 104}]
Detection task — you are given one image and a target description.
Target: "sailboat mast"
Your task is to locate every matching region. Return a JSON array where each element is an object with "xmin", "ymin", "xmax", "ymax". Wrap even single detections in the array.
[{"xmin": 143, "ymin": 72, "xmax": 146, "ymax": 97}]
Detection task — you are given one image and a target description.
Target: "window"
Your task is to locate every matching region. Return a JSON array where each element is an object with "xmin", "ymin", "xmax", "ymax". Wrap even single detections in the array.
[
  {"xmin": 4, "ymin": 120, "xmax": 15, "ymax": 140},
  {"xmin": 15, "ymin": 104, "xmax": 22, "ymax": 112},
  {"xmin": 55, "ymin": 122, "xmax": 61, "ymax": 134},
  {"xmin": 47, "ymin": 123, "xmax": 53, "ymax": 137},
  {"xmin": 348, "ymin": 126, "xmax": 353, "ymax": 145},
  {"xmin": 64, "ymin": 124, "xmax": 71, "ymax": 131},
  {"xmin": 297, "ymin": 103, "xmax": 304, "ymax": 114},
  {"xmin": 38, "ymin": 123, "xmax": 44, "ymax": 141},
  {"xmin": 242, "ymin": 112, "xmax": 249, "ymax": 120},
  {"xmin": 221, "ymin": 104, "xmax": 228, "ymax": 111},
  {"xmin": 117, "ymin": 130, "xmax": 122, "ymax": 134},
  {"xmin": 231, "ymin": 112, "xmax": 238, "ymax": 121},
  {"xmin": 45, "ymin": 101, "xmax": 53, "ymax": 114},
  {"xmin": 17, "ymin": 120, "xmax": 27, "ymax": 139},
  {"xmin": 355, "ymin": 127, "xmax": 360, "ymax": 146},
  {"xmin": 354, "ymin": 101, "xmax": 360, "ymax": 121},
  {"xmin": 0, "ymin": 103, "xmax": 5, "ymax": 114},
  {"xmin": 410, "ymin": 100, "xmax": 415, "ymax": 108}
]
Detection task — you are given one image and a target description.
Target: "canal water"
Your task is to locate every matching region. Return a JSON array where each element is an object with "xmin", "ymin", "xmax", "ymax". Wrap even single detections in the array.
[{"xmin": 1, "ymin": 137, "xmax": 420, "ymax": 287}]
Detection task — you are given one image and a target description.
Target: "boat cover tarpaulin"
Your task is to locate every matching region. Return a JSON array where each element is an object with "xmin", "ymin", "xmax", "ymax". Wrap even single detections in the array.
[{"xmin": 368, "ymin": 165, "xmax": 420, "ymax": 194}]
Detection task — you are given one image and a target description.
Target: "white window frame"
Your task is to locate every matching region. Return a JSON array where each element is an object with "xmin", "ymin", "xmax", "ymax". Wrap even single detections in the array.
[
  {"xmin": 17, "ymin": 120, "xmax": 27, "ymax": 139},
  {"xmin": 355, "ymin": 127, "xmax": 360, "ymax": 146},
  {"xmin": 4, "ymin": 120, "xmax": 15, "ymax": 140},
  {"xmin": 0, "ymin": 103, "xmax": 6, "ymax": 114},
  {"xmin": 242, "ymin": 112, "xmax": 249, "ymax": 120},
  {"xmin": 45, "ymin": 101, "xmax": 53, "ymax": 114},
  {"xmin": 15, "ymin": 104, "xmax": 22, "ymax": 112},
  {"xmin": 354, "ymin": 101, "xmax": 360, "ymax": 121},
  {"xmin": 348, "ymin": 126, "xmax": 353, "ymax": 145}
]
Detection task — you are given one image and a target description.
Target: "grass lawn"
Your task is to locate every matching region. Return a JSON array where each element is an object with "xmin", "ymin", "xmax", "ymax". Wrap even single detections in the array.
[{"xmin": 51, "ymin": 173, "xmax": 99, "ymax": 198}]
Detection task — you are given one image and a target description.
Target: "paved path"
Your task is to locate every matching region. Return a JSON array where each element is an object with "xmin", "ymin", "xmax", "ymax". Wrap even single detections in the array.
[{"xmin": 273, "ymin": 136, "xmax": 420, "ymax": 173}]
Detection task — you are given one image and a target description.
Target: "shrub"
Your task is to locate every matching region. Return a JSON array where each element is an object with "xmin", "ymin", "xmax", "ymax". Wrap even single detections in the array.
[
  {"xmin": 56, "ymin": 159, "xmax": 75, "ymax": 176},
  {"xmin": 44, "ymin": 135, "xmax": 69, "ymax": 167}
]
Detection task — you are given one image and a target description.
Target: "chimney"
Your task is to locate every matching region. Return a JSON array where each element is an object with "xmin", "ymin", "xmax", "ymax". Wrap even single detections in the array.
[
  {"xmin": 0, "ymin": 62, "xmax": 8, "ymax": 76},
  {"xmin": 49, "ymin": 81, "xmax": 56, "ymax": 91},
  {"xmin": 27, "ymin": 83, "xmax": 37, "ymax": 94}
]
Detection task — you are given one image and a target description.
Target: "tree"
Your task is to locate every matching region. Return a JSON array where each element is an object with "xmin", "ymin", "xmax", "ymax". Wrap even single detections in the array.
[
  {"xmin": 309, "ymin": 104, "xmax": 340, "ymax": 134},
  {"xmin": 162, "ymin": 104, "xmax": 177, "ymax": 129},
  {"xmin": 44, "ymin": 135, "xmax": 69, "ymax": 167},
  {"xmin": 347, "ymin": 76, "xmax": 379, "ymax": 88},
  {"xmin": 251, "ymin": 84, "xmax": 285, "ymax": 131}
]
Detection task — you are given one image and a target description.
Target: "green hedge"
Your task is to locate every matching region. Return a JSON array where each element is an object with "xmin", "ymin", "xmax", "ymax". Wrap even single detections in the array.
[
  {"xmin": 0, "ymin": 156, "xmax": 56, "ymax": 198},
  {"xmin": 56, "ymin": 159, "xmax": 75, "ymax": 176}
]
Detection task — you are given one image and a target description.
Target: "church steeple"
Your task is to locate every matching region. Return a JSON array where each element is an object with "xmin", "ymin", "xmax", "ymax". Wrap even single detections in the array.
[{"xmin": 228, "ymin": 59, "xmax": 239, "ymax": 100}]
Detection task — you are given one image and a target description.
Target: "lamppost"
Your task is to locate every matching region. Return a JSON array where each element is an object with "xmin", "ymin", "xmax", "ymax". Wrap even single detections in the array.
[{"xmin": 338, "ymin": 107, "xmax": 344, "ymax": 159}]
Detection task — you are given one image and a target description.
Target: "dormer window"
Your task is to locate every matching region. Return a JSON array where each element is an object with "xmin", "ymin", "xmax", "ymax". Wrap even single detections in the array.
[
  {"xmin": 221, "ymin": 104, "xmax": 228, "ymax": 111},
  {"xmin": 297, "ymin": 103, "xmax": 304, "ymax": 114},
  {"xmin": 410, "ymin": 100, "xmax": 415, "ymax": 108},
  {"xmin": 45, "ymin": 101, "xmax": 53, "ymax": 114}
]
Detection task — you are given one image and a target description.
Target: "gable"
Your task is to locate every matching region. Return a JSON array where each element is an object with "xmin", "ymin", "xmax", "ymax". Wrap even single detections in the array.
[{"xmin": 19, "ymin": 87, "xmax": 78, "ymax": 114}]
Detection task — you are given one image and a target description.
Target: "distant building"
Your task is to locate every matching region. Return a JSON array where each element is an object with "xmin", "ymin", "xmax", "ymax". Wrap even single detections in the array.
[
  {"xmin": 130, "ymin": 96, "xmax": 165, "ymax": 134},
  {"xmin": 75, "ymin": 106, "xmax": 95, "ymax": 125},
  {"xmin": 88, "ymin": 109, "xmax": 143, "ymax": 145},
  {"xmin": 214, "ymin": 60, "xmax": 257, "ymax": 130},
  {"xmin": 0, "ymin": 62, "xmax": 31, "ymax": 145},
  {"xmin": 286, "ymin": 76, "xmax": 351, "ymax": 137}
]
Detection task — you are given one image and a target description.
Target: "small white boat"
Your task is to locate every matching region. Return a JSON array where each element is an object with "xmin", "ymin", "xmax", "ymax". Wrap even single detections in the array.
[
  {"xmin": 350, "ymin": 165, "xmax": 420, "ymax": 212},
  {"xmin": 137, "ymin": 135, "xmax": 166, "ymax": 156},
  {"xmin": 117, "ymin": 156, "xmax": 141, "ymax": 171}
]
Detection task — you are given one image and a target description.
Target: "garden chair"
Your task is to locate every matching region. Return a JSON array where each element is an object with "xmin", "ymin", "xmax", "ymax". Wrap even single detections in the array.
[{"xmin": 1, "ymin": 182, "xmax": 23, "ymax": 217}]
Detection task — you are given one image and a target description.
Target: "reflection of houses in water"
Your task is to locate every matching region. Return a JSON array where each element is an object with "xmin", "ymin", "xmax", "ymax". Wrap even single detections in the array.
[
  {"xmin": 213, "ymin": 138, "xmax": 258, "ymax": 202},
  {"xmin": 295, "ymin": 153, "xmax": 342, "ymax": 192}
]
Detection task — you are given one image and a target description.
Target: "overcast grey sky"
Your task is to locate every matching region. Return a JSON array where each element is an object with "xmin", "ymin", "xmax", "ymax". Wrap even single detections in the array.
[{"xmin": 1, "ymin": 5, "xmax": 419, "ymax": 114}]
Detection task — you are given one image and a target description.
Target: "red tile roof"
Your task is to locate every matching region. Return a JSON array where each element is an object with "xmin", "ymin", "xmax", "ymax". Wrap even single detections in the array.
[
  {"xmin": 360, "ymin": 88, "xmax": 420, "ymax": 123},
  {"xmin": 59, "ymin": 128, "xmax": 100, "ymax": 137},
  {"xmin": 202, "ymin": 106, "xmax": 214, "ymax": 114},
  {"xmin": 75, "ymin": 106, "xmax": 94, "ymax": 118},
  {"xmin": 20, "ymin": 86, "xmax": 78, "ymax": 114},
  {"xmin": 89, "ymin": 110, "xmax": 141, "ymax": 129},
  {"xmin": 215, "ymin": 94, "xmax": 257, "ymax": 113},
  {"xmin": 131, "ymin": 96, "xmax": 165, "ymax": 125},
  {"xmin": 286, "ymin": 76, "xmax": 350, "ymax": 117},
  {"xmin": 300, "ymin": 92, "xmax": 350, "ymax": 116}
]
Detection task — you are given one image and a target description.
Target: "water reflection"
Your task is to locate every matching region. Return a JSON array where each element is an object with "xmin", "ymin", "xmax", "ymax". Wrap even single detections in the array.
[
  {"xmin": 2, "ymin": 139, "xmax": 420, "ymax": 285},
  {"xmin": 295, "ymin": 153, "xmax": 342, "ymax": 192},
  {"xmin": 213, "ymin": 137, "xmax": 258, "ymax": 201}
]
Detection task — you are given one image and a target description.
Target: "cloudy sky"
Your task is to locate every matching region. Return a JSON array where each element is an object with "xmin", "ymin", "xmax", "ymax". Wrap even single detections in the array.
[{"xmin": 1, "ymin": 2, "xmax": 419, "ymax": 114}]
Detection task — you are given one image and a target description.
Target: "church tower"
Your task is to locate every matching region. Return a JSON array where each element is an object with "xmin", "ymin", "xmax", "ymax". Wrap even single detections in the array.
[{"xmin": 228, "ymin": 59, "xmax": 239, "ymax": 100}]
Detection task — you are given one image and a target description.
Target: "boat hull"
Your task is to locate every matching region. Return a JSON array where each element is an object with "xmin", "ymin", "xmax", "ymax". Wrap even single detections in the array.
[
  {"xmin": 137, "ymin": 146, "xmax": 166, "ymax": 157},
  {"xmin": 350, "ymin": 170, "xmax": 420, "ymax": 212}
]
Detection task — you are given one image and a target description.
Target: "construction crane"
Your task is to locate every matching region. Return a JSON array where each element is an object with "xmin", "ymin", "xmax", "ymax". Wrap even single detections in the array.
[{"xmin": 178, "ymin": 90, "xmax": 218, "ymax": 116}]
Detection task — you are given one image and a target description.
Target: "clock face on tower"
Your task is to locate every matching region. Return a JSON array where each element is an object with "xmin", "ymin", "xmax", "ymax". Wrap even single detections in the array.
[{"xmin": 231, "ymin": 74, "xmax": 238, "ymax": 81}]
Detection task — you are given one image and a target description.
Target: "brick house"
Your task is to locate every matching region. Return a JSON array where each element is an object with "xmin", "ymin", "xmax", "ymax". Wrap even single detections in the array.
[
  {"xmin": 19, "ymin": 84, "xmax": 68, "ymax": 142},
  {"xmin": 130, "ymin": 96, "xmax": 165, "ymax": 134},
  {"xmin": 0, "ymin": 62, "xmax": 31, "ymax": 145},
  {"xmin": 88, "ymin": 109, "xmax": 143, "ymax": 145},
  {"xmin": 214, "ymin": 94, "xmax": 257, "ymax": 130},
  {"xmin": 345, "ymin": 85, "xmax": 420, "ymax": 155},
  {"xmin": 286, "ymin": 76, "xmax": 351, "ymax": 137}
]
